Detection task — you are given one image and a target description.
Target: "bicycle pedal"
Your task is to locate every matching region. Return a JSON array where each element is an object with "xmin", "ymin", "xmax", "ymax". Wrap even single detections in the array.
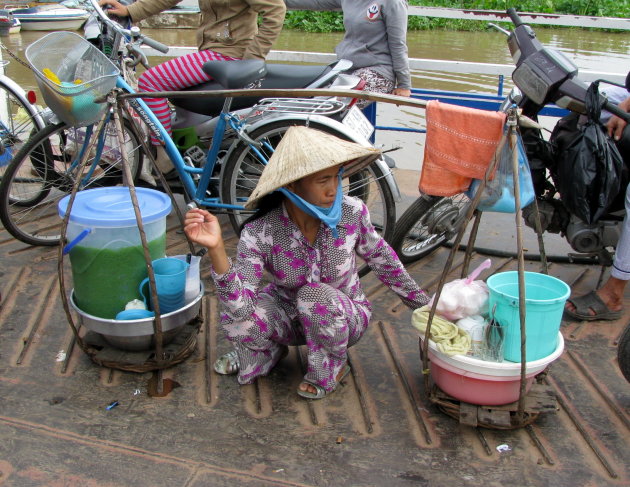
[{"xmin": 183, "ymin": 145, "xmax": 205, "ymax": 166}]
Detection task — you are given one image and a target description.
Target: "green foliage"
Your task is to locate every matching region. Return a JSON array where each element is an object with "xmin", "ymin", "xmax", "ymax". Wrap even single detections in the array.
[
  {"xmin": 284, "ymin": 10, "xmax": 344, "ymax": 32},
  {"xmin": 284, "ymin": 0, "xmax": 630, "ymax": 32}
]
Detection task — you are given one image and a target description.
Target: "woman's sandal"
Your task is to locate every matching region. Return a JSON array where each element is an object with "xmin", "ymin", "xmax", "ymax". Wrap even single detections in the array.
[
  {"xmin": 297, "ymin": 364, "xmax": 352, "ymax": 400},
  {"xmin": 213, "ymin": 346, "xmax": 289, "ymax": 376},
  {"xmin": 564, "ymin": 291, "xmax": 622, "ymax": 322},
  {"xmin": 214, "ymin": 350, "xmax": 240, "ymax": 375}
]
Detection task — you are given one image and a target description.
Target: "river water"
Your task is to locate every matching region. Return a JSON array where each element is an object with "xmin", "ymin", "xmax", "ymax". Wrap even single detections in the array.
[
  {"xmin": 4, "ymin": 27, "xmax": 628, "ymax": 93},
  {"xmin": 1, "ymin": 26, "xmax": 628, "ymax": 171}
]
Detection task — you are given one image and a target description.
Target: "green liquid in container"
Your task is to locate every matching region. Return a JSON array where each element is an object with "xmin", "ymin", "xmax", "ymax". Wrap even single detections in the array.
[{"xmin": 70, "ymin": 234, "xmax": 166, "ymax": 319}]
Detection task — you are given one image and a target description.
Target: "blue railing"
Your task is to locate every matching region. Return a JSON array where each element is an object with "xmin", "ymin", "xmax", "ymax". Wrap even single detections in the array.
[{"xmin": 363, "ymin": 79, "xmax": 569, "ymax": 137}]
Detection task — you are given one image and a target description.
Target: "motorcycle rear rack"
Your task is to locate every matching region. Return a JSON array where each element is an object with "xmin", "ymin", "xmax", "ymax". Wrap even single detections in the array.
[{"xmin": 249, "ymin": 97, "xmax": 347, "ymax": 117}]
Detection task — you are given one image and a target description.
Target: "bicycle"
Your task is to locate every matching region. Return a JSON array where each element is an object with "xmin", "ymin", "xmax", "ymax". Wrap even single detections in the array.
[
  {"xmin": 0, "ymin": 0, "xmax": 397, "ymax": 272},
  {"xmin": 0, "ymin": 58, "xmax": 47, "ymax": 182}
]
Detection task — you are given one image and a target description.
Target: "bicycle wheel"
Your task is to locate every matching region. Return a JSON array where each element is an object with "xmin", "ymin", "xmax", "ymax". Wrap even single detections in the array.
[
  {"xmin": 221, "ymin": 119, "xmax": 396, "ymax": 239},
  {"xmin": 0, "ymin": 118, "xmax": 144, "ymax": 246},
  {"xmin": 221, "ymin": 120, "xmax": 396, "ymax": 277},
  {"xmin": 0, "ymin": 77, "xmax": 45, "ymax": 182},
  {"xmin": 390, "ymin": 193, "xmax": 471, "ymax": 265}
]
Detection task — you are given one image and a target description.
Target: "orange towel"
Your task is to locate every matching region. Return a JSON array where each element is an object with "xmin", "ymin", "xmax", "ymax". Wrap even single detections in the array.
[{"xmin": 419, "ymin": 101, "xmax": 506, "ymax": 196}]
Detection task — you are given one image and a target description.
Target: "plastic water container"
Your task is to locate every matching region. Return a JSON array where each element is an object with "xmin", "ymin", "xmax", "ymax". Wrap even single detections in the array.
[
  {"xmin": 487, "ymin": 271, "xmax": 570, "ymax": 363},
  {"xmin": 59, "ymin": 187, "xmax": 171, "ymax": 319}
]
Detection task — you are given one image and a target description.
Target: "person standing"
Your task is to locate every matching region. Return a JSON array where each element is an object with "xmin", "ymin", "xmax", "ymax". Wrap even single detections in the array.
[
  {"xmin": 284, "ymin": 0, "xmax": 412, "ymax": 105},
  {"xmin": 565, "ymin": 95, "xmax": 630, "ymax": 320}
]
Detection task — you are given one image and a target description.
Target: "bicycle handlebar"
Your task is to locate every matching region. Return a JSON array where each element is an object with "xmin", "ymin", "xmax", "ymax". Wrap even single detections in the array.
[
  {"xmin": 134, "ymin": 29, "xmax": 169, "ymax": 54},
  {"xmin": 87, "ymin": 0, "xmax": 169, "ymax": 54}
]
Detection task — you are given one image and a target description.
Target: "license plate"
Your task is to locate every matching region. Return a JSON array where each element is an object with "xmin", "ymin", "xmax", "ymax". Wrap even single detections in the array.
[{"xmin": 342, "ymin": 105, "xmax": 375, "ymax": 141}]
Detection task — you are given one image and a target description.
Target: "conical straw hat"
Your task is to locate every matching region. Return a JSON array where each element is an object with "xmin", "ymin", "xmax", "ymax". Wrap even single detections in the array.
[{"xmin": 244, "ymin": 126, "xmax": 382, "ymax": 209}]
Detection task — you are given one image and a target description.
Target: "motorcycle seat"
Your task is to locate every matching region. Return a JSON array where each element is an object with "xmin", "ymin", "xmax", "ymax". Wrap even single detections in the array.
[
  {"xmin": 202, "ymin": 59, "xmax": 267, "ymax": 90},
  {"xmin": 170, "ymin": 61, "xmax": 332, "ymax": 117}
]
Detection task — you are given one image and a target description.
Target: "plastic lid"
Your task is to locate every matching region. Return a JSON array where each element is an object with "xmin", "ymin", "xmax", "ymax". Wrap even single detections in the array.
[{"xmin": 58, "ymin": 187, "xmax": 172, "ymax": 227}]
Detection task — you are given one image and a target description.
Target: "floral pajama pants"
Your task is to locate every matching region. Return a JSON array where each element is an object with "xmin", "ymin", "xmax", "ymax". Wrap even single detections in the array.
[
  {"xmin": 222, "ymin": 282, "xmax": 371, "ymax": 392},
  {"xmin": 352, "ymin": 67, "xmax": 395, "ymax": 109}
]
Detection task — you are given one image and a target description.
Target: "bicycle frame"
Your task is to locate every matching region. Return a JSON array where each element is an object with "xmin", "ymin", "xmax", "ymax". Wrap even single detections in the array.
[
  {"xmin": 114, "ymin": 77, "xmax": 400, "ymax": 212},
  {"xmin": 117, "ymin": 77, "xmax": 246, "ymax": 211},
  {"xmin": 70, "ymin": 0, "xmax": 399, "ymax": 217}
]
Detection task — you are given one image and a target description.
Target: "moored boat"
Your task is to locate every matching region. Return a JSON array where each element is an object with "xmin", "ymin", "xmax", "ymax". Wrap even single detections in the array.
[
  {"xmin": 6, "ymin": 3, "xmax": 88, "ymax": 31},
  {"xmin": 0, "ymin": 8, "xmax": 19, "ymax": 35}
]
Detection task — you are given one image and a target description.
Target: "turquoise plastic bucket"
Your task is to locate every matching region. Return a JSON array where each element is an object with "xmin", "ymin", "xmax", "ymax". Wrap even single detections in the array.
[{"xmin": 487, "ymin": 271, "xmax": 570, "ymax": 362}]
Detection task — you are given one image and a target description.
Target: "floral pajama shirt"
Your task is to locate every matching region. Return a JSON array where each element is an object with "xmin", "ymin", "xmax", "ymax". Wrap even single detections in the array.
[{"xmin": 210, "ymin": 196, "xmax": 429, "ymax": 392}]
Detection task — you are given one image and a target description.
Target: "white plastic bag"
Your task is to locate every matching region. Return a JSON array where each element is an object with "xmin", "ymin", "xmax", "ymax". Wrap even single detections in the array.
[
  {"xmin": 173, "ymin": 254, "xmax": 202, "ymax": 304},
  {"xmin": 429, "ymin": 259, "xmax": 491, "ymax": 321}
]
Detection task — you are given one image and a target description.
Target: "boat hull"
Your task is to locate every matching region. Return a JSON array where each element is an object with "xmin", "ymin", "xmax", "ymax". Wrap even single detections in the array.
[
  {"xmin": 9, "ymin": 6, "xmax": 89, "ymax": 31},
  {"xmin": 17, "ymin": 17, "xmax": 86, "ymax": 31}
]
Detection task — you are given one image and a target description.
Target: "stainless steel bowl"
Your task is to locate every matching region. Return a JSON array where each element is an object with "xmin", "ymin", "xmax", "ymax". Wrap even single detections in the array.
[{"xmin": 70, "ymin": 284, "xmax": 204, "ymax": 351}]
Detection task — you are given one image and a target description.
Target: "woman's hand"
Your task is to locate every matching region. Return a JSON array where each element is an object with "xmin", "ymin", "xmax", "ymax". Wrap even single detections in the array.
[
  {"xmin": 185, "ymin": 208, "xmax": 230, "ymax": 274},
  {"xmin": 608, "ymin": 96, "xmax": 630, "ymax": 141},
  {"xmin": 98, "ymin": 0, "xmax": 129, "ymax": 17},
  {"xmin": 184, "ymin": 208, "xmax": 224, "ymax": 251},
  {"xmin": 392, "ymin": 88, "xmax": 411, "ymax": 97}
]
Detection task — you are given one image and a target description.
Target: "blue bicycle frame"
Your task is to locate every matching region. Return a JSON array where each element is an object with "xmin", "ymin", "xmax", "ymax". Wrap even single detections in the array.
[{"xmin": 116, "ymin": 77, "xmax": 259, "ymax": 211}]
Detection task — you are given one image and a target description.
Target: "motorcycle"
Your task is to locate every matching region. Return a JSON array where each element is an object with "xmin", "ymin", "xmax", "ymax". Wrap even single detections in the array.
[
  {"xmin": 390, "ymin": 8, "xmax": 630, "ymax": 381},
  {"xmin": 391, "ymin": 8, "xmax": 630, "ymax": 266}
]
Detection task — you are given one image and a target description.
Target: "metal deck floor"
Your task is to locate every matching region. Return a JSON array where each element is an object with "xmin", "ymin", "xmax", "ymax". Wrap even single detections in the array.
[{"xmin": 0, "ymin": 190, "xmax": 629, "ymax": 487}]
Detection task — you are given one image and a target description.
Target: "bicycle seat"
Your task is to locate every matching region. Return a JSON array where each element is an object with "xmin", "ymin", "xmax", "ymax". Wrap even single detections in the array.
[{"xmin": 170, "ymin": 61, "xmax": 332, "ymax": 117}]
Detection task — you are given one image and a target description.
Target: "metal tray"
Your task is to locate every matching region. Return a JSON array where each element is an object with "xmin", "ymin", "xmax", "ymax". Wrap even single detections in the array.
[{"xmin": 70, "ymin": 284, "xmax": 204, "ymax": 351}]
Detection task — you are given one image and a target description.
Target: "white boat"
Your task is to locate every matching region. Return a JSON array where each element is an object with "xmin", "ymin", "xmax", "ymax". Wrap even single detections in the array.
[
  {"xmin": 7, "ymin": 4, "xmax": 88, "ymax": 31},
  {"xmin": 0, "ymin": 8, "xmax": 20, "ymax": 34}
]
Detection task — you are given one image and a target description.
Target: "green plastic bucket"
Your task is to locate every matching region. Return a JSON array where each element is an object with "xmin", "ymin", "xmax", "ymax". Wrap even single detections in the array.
[{"xmin": 487, "ymin": 271, "xmax": 570, "ymax": 362}]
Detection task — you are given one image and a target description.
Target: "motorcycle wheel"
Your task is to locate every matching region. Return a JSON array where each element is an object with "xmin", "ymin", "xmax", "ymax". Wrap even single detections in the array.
[
  {"xmin": 390, "ymin": 192, "xmax": 471, "ymax": 265},
  {"xmin": 221, "ymin": 119, "xmax": 396, "ymax": 277},
  {"xmin": 617, "ymin": 322, "xmax": 630, "ymax": 383}
]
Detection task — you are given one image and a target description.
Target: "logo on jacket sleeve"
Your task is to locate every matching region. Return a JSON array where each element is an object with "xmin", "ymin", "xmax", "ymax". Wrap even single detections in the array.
[{"xmin": 366, "ymin": 3, "xmax": 380, "ymax": 21}]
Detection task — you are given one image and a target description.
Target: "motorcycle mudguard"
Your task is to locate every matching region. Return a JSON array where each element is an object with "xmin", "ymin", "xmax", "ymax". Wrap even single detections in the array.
[{"xmin": 221, "ymin": 113, "xmax": 401, "ymax": 202}]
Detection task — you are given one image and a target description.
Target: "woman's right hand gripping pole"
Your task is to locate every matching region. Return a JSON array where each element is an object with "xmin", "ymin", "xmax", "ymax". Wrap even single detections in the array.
[{"xmin": 184, "ymin": 208, "xmax": 230, "ymax": 274}]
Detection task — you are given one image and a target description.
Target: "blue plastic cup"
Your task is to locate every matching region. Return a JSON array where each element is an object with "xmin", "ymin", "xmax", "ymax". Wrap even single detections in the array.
[{"xmin": 140, "ymin": 257, "xmax": 189, "ymax": 314}]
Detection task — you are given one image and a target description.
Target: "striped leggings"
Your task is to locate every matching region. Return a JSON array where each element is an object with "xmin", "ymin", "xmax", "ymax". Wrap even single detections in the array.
[{"xmin": 137, "ymin": 50, "xmax": 237, "ymax": 144}]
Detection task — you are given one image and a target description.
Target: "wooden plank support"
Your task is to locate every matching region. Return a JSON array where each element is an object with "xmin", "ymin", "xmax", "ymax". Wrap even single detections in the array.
[{"xmin": 459, "ymin": 402, "xmax": 478, "ymax": 427}]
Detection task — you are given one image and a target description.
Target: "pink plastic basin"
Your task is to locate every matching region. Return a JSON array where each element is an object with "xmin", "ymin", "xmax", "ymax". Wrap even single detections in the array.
[{"xmin": 426, "ymin": 332, "xmax": 564, "ymax": 406}]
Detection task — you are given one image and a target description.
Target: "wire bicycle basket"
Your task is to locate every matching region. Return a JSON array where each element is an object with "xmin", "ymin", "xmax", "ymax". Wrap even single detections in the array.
[{"xmin": 26, "ymin": 31, "xmax": 119, "ymax": 127}]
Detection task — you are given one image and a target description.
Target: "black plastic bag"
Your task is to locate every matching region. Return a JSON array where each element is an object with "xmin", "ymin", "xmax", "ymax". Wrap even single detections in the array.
[{"xmin": 555, "ymin": 82, "xmax": 624, "ymax": 224}]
